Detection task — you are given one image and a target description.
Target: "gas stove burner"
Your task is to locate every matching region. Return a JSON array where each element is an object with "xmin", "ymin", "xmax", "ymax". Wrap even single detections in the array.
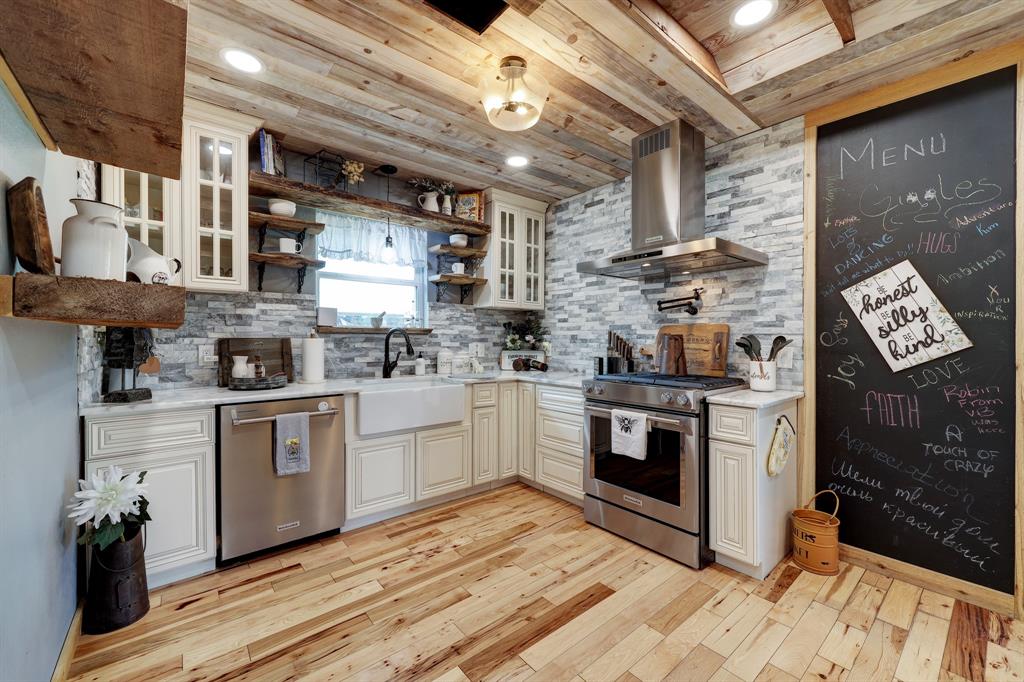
[{"xmin": 594, "ymin": 372, "xmax": 746, "ymax": 390}]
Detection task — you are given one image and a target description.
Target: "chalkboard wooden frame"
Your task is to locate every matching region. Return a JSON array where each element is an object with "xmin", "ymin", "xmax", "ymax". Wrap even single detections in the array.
[{"xmin": 799, "ymin": 41, "xmax": 1024, "ymax": 618}]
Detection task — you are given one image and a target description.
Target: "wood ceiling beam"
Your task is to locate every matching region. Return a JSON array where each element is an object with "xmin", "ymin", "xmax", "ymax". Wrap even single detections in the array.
[{"xmin": 821, "ymin": 0, "xmax": 856, "ymax": 44}]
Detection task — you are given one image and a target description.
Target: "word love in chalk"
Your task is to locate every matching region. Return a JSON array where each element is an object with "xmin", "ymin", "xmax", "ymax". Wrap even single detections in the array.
[{"xmin": 841, "ymin": 259, "xmax": 972, "ymax": 372}]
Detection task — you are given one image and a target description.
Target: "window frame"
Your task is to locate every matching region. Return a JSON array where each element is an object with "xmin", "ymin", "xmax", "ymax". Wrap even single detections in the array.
[{"xmin": 316, "ymin": 259, "xmax": 428, "ymax": 327}]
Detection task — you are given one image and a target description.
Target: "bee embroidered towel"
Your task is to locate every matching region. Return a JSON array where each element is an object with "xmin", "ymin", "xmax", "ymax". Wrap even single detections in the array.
[
  {"xmin": 274, "ymin": 412, "xmax": 310, "ymax": 475},
  {"xmin": 611, "ymin": 408, "xmax": 647, "ymax": 460}
]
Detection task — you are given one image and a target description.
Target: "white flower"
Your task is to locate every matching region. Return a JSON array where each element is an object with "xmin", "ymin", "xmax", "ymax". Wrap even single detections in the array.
[
  {"xmin": 67, "ymin": 466, "xmax": 148, "ymax": 527},
  {"xmin": 524, "ymin": 335, "xmax": 535, "ymax": 343},
  {"xmin": 541, "ymin": 341, "xmax": 552, "ymax": 354}
]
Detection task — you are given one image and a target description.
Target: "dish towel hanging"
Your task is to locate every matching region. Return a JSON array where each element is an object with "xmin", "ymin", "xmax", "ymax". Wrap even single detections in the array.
[
  {"xmin": 274, "ymin": 412, "xmax": 310, "ymax": 475},
  {"xmin": 610, "ymin": 408, "xmax": 648, "ymax": 460}
]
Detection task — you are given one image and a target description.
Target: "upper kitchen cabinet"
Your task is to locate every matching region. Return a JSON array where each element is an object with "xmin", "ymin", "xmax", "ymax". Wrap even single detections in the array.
[
  {"xmin": 474, "ymin": 189, "xmax": 546, "ymax": 311},
  {"xmin": 0, "ymin": 0, "xmax": 187, "ymax": 178},
  {"xmin": 180, "ymin": 100, "xmax": 261, "ymax": 293},
  {"xmin": 101, "ymin": 165, "xmax": 180, "ymax": 263}
]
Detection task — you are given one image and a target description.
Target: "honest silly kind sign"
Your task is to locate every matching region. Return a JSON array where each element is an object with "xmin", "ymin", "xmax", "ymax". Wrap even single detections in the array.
[{"xmin": 841, "ymin": 259, "xmax": 972, "ymax": 372}]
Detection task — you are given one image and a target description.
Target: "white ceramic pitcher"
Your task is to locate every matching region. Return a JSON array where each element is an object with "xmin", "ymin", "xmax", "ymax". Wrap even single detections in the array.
[
  {"xmin": 417, "ymin": 191, "xmax": 440, "ymax": 212},
  {"xmin": 126, "ymin": 238, "xmax": 182, "ymax": 285},
  {"xmin": 61, "ymin": 199, "xmax": 128, "ymax": 280}
]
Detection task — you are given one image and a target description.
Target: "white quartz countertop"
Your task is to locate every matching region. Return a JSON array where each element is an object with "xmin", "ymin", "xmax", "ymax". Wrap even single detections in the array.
[
  {"xmin": 706, "ymin": 388, "xmax": 804, "ymax": 409},
  {"xmin": 79, "ymin": 371, "xmax": 589, "ymax": 418}
]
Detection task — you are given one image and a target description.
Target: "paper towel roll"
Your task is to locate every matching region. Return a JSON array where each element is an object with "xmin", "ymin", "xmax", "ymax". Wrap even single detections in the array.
[{"xmin": 301, "ymin": 337, "xmax": 326, "ymax": 383}]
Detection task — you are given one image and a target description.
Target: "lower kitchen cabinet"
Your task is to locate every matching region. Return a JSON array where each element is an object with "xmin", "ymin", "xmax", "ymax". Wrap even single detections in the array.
[
  {"xmin": 472, "ymin": 405, "xmax": 498, "ymax": 484},
  {"xmin": 416, "ymin": 424, "xmax": 472, "ymax": 500},
  {"xmin": 708, "ymin": 439, "xmax": 756, "ymax": 564},
  {"xmin": 536, "ymin": 444, "xmax": 583, "ymax": 501},
  {"xmin": 347, "ymin": 433, "xmax": 415, "ymax": 518},
  {"xmin": 498, "ymin": 383, "xmax": 518, "ymax": 479},
  {"xmin": 85, "ymin": 445, "xmax": 216, "ymax": 574},
  {"xmin": 517, "ymin": 383, "xmax": 536, "ymax": 480}
]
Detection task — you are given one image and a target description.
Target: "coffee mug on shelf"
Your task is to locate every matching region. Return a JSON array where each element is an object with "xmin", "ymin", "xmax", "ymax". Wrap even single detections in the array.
[
  {"xmin": 278, "ymin": 237, "xmax": 301, "ymax": 254},
  {"xmin": 451, "ymin": 262, "xmax": 466, "ymax": 275}
]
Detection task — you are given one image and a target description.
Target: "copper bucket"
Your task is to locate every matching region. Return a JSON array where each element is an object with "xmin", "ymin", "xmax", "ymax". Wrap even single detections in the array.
[{"xmin": 792, "ymin": 490, "xmax": 840, "ymax": 575}]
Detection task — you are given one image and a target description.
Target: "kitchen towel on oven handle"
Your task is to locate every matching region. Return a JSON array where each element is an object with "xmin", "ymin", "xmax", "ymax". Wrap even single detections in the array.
[{"xmin": 610, "ymin": 408, "xmax": 647, "ymax": 460}]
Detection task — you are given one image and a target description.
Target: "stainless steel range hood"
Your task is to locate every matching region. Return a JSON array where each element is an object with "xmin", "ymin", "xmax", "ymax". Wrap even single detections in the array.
[{"xmin": 577, "ymin": 120, "xmax": 768, "ymax": 280}]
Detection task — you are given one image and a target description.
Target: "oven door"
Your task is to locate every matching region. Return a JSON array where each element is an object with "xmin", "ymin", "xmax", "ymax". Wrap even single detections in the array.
[{"xmin": 583, "ymin": 403, "xmax": 700, "ymax": 533}]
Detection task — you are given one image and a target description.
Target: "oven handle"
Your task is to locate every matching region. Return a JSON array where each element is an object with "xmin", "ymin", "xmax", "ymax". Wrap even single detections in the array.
[{"xmin": 585, "ymin": 406, "xmax": 692, "ymax": 433}]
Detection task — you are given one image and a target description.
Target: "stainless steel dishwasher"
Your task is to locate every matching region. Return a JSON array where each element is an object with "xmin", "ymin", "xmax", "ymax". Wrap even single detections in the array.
[{"xmin": 218, "ymin": 396, "xmax": 344, "ymax": 561}]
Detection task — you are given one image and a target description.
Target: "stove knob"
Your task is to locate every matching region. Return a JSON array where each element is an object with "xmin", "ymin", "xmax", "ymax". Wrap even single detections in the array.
[
  {"xmin": 660, "ymin": 392, "xmax": 674, "ymax": 404},
  {"xmin": 675, "ymin": 394, "xmax": 691, "ymax": 407},
  {"xmin": 594, "ymin": 385, "xmax": 606, "ymax": 395}
]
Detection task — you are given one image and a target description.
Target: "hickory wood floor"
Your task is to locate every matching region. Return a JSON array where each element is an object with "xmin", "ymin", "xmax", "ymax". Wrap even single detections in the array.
[{"xmin": 68, "ymin": 484, "xmax": 1023, "ymax": 682}]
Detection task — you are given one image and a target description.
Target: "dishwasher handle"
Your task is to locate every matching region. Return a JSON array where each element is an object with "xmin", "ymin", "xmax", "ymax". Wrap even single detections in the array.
[{"xmin": 230, "ymin": 408, "xmax": 339, "ymax": 427}]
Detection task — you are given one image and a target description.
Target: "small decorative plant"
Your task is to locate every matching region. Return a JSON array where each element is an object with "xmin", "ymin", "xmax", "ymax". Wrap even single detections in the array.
[
  {"xmin": 341, "ymin": 159, "xmax": 364, "ymax": 186},
  {"xmin": 503, "ymin": 317, "xmax": 551, "ymax": 353},
  {"xmin": 407, "ymin": 177, "xmax": 456, "ymax": 195},
  {"xmin": 68, "ymin": 466, "xmax": 151, "ymax": 550}
]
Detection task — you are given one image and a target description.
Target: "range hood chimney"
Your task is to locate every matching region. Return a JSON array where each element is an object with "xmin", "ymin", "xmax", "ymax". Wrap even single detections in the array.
[{"xmin": 577, "ymin": 120, "xmax": 768, "ymax": 280}]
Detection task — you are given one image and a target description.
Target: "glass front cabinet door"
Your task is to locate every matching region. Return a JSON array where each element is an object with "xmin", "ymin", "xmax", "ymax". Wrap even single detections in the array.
[
  {"xmin": 180, "ymin": 101, "xmax": 260, "ymax": 293},
  {"xmin": 475, "ymin": 189, "xmax": 547, "ymax": 311},
  {"xmin": 101, "ymin": 165, "xmax": 180, "ymax": 265}
]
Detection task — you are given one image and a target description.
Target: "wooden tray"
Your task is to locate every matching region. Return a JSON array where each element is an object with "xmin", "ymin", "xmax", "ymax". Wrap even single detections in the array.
[
  {"xmin": 654, "ymin": 323, "xmax": 730, "ymax": 377},
  {"xmin": 6, "ymin": 177, "xmax": 54, "ymax": 274},
  {"xmin": 217, "ymin": 337, "xmax": 293, "ymax": 387}
]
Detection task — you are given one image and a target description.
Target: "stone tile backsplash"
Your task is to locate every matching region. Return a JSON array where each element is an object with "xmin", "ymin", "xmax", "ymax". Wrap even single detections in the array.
[{"xmin": 541, "ymin": 117, "xmax": 806, "ymax": 388}]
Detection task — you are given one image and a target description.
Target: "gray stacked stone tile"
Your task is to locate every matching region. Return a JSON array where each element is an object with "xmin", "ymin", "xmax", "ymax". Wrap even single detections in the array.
[{"xmin": 540, "ymin": 118, "xmax": 805, "ymax": 389}]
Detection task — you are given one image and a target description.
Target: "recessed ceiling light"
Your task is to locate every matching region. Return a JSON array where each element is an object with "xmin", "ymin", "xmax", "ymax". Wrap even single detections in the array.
[
  {"xmin": 732, "ymin": 0, "xmax": 776, "ymax": 27},
  {"xmin": 220, "ymin": 48, "xmax": 263, "ymax": 74},
  {"xmin": 506, "ymin": 155, "xmax": 529, "ymax": 167}
]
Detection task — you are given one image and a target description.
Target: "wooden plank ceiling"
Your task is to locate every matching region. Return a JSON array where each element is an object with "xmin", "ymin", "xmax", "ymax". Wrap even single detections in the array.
[{"xmin": 185, "ymin": 0, "xmax": 1024, "ymax": 202}]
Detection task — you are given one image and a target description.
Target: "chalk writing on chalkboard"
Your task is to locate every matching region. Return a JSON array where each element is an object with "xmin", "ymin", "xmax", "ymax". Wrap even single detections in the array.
[
  {"xmin": 840, "ymin": 260, "xmax": 972, "ymax": 372},
  {"xmin": 815, "ymin": 67, "xmax": 1016, "ymax": 593}
]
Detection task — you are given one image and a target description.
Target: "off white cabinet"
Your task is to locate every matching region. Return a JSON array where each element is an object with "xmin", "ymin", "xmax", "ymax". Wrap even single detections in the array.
[
  {"xmin": 101, "ymin": 165, "xmax": 181, "ymax": 268},
  {"xmin": 517, "ymin": 383, "xmax": 536, "ymax": 480},
  {"xmin": 416, "ymin": 425, "xmax": 472, "ymax": 500},
  {"xmin": 83, "ymin": 409, "xmax": 216, "ymax": 585},
  {"xmin": 180, "ymin": 100, "xmax": 260, "ymax": 293},
  {"xmin": 347, "ymin": 433, "xmax": 415, "ymax": 518},
  {"xmin": 474, "ymin": 189, "xmax": 546, "ymax": 310},
  {"xmin": 533, "ymin": 385, "xmax": 584, "ymax": 502},
  {"xmin": 707, "ymin": 397, "xmax": 799, "ymax": 579},
  {"xmin": 472, "ymin": 404, "xmax": 498, "ymax": 484},
  {"xmin": 498, "ymin": 383, "xmax": 518, "ymax": 479}
]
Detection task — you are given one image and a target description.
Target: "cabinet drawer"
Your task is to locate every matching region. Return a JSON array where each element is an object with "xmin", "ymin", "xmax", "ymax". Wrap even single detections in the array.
[
  {"xmin": 536, "ymin": 409, "xmax": 584, "ymax": 454},
  {"xmin": 536, "ymin": 385, "xmax": 583, "ymax": 414},
  {"xmin": 472, "ymin": 383, "xmax": 497, "ymax": 408},
  {"xmin": 537, "ymin": 445, "xmax": 583, "ymax": 499},
  {"xmin": 86, "ymin": 410, "xmax": 215, "ymax": 460},
  {"xmin": 709, "ymin": 405, "xmax": 755, "ymax": 446}
]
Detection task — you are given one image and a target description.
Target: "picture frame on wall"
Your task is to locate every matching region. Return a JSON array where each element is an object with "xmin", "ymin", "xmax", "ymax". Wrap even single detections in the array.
[{"xmin": 454, "ymin": 191, "xmax": 484, "ymax": 222}]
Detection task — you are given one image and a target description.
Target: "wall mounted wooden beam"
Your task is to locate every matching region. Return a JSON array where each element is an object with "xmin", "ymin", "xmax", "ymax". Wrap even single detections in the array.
[{"xmin": 821, "ymin": 0, "xmax": 856, "ymax": 44}]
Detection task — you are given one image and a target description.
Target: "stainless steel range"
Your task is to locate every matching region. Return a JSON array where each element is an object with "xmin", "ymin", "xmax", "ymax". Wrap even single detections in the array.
[{"xmin": 582, "ymin": 372, "xmax": 745, "ymax": 569}]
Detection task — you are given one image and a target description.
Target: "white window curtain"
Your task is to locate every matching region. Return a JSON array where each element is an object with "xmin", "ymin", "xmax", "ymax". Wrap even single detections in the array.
[{"xmin": 316, "ymin": 210, "xmax": 427, "ymax": 267}]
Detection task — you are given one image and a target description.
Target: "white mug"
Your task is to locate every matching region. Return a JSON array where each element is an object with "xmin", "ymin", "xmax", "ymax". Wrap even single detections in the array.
[
  {"xmin": 279, "ymin": 237, "xmax": 301, "ymax": 254},
  {"xmin": 451, "ymin": 262, "xmax": 466, "ymax": 275}
]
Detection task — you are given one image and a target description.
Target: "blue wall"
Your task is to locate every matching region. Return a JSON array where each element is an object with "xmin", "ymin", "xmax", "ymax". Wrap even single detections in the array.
[{"xmin": 0, "ymin": 84, "xmax": 81, "ymax": 680}]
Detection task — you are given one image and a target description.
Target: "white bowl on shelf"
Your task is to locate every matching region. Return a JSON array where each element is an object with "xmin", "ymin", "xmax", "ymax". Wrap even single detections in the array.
[
  {"xmin": 449, "ymin": 233, "xmax": 469, "ymax": 248},
  {"xmin": 268, "ymin": 199, "xmax": 296, "ymax": 217}
]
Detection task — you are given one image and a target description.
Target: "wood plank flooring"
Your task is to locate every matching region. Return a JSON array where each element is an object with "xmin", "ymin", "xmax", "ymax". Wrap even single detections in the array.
[{"xmin": 68, "ymin": 484, "xmax": 1024, "ymax": 681}]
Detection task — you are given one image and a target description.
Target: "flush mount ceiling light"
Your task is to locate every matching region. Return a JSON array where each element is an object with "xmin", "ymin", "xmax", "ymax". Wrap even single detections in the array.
[
  {"xmin": 731, "ymin": 0, "xmax": 777, "ymax": 27},
  {"xmin": 220, "ymin": 48, "xmax": 263, "ymax": 74},
  {"xmin": 505, "ymin": 155, "xmax": 529, "ymax": 167},
  {"xmin": 479, "ymin": 56, "xmax": 549, "ymax": 131}
]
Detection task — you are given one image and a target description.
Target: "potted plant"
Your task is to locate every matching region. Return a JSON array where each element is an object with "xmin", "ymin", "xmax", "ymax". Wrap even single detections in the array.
[{"xmin": 68, "ymin": 466, "xmax": 152, "ymax": 633}]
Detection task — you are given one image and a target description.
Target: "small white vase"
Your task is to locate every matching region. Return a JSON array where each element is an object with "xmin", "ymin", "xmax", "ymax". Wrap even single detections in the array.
[
  {"xmin": 749, "ymin": 360, "xmax": 777, "ymax": 392},
  {"xmin": 231, "ymin": 355, "xmax": 249, "ymax": 379},
  {"xmin": 440, "ymin": 194, "xmax": 453, "ymax": 216},
  {"xmin": 417, "ymin": 191, "xmax": 440, "ymax": 212}
]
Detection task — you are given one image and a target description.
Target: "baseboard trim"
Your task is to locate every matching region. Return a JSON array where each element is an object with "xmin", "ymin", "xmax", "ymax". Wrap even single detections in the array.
[{"xmin": 51, "ymin": 601, "xmax": 83, "ymax": 682}]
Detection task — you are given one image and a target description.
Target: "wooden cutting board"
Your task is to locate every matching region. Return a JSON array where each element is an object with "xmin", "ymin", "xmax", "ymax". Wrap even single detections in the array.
[
  {"xmin": 6, "ymin": 177, "xmax": 54, "ymax": 274},
  {"xmin": 654, "ymin": 323, "xmax": 729, "ymax": 377},
  {"xmin": 217, "ymin": 337, "xmax": 294, "ymax": 387}
]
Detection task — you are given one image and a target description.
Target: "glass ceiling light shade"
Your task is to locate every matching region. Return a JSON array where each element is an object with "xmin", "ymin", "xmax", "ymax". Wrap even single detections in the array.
[{"xmin": 479, "ymin": 56, "xmax": 549, "ymax": 131}]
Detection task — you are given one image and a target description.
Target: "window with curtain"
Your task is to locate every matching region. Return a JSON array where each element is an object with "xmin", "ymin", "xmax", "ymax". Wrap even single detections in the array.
[{"xmin": 316, "ymin": 211, "xmax": 428, "ymax": 328}]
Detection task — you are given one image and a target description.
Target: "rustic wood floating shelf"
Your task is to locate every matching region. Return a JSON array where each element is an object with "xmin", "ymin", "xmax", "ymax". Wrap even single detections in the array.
[
  {"xmin": 0, "ymin": 273, "xmax": 186, "ymax": 329},
  {"xmin": 249, "ymin": 172, "xmax": 490, "ymax": 236},
  {"xmin": 249, "ymin": 252, "xmax": 326, "ymax": 294},
  {"xmin": 427, "ymin": 244, "xmax": 488, "ymax": 259},
  {"xmin": 429, "ymin": 273, "xmax": 486, "ymax": 304},
  {"xmin": 316, "ymin": 326, "xmax": 433, "ymax": 336}
]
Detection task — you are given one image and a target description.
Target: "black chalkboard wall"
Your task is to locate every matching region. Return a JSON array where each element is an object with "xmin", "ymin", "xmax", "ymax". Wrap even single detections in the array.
[{"xmin": 814, "ymin": 67, "xmax": 1017, "ymax": 593}]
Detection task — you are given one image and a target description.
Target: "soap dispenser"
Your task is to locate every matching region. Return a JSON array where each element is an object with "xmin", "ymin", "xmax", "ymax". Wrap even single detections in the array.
[{"xmin": 415, "ymin": 352, "xmax": 426, "ymax": 376}]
